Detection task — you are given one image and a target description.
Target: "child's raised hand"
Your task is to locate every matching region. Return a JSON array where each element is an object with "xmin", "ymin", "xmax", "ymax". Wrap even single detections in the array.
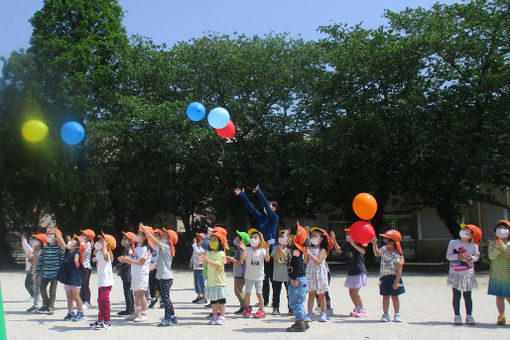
[
  {"xmin": 253, "ymin": 184, "xmax": 260, "ymax": 193},
  {"xmin": 264, "ymin": 241, "xmax": 270, "ymax": 251},
  {"xmin": 239, "ymin": 242, "xmax": 246, "ymax": 250},
  {"xmin": 371, "ymin": 237, "xmax": 377, "ymax": 244},
  {"xmin": 329, "ymin": 231, "xmax": 336, "ymax": 239},
  {"xmin": 234, "ymin": 188, "xmax": 244, "ymax": 196}
]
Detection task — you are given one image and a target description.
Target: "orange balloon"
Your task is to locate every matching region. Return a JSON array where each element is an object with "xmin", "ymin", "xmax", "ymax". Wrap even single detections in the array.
[{"xmin": 352, "ymin": 193, "xmax": 377, "ymax": 220}]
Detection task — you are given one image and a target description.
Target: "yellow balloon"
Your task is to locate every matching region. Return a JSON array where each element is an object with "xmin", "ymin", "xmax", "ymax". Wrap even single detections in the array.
[{"xmin": 22, "ymin": 120, "xmax": 48, "ymax": 142}]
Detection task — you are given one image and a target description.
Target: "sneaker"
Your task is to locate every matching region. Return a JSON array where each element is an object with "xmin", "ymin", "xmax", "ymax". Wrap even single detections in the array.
[
  {"xmin": 64, "ymin": 312, "xmax": 75, "ymax": 320},
  {"xmin": 149, "ymin": 298, "xmax": 158, "ymax": 309},
  {"xmin": 206, "ymin": 312, "xmax": 213, "ymax": 319},
  {"xmin": 234, "ymin": 307, "xmax": 244, "ymax": 314},
  {"xmin": 89, "ymin": 321, "xmax": 99, "ymax": 327},
  {"xmin": 209, "ymin": 314, "xmax": 218, "ymax": 325},
  {"xmin": 326, "ymin": 307, "xmax": 334, "ymax": 316},
  {"xmin": 216, "ymin": 315, "xmax": 226, "ymax": 325},
  {"xmin": 319, "ymin": 312, "xmax": 328, "ymax": 322},
  {"xmin": 355, "ymin": 308, "xmax": 368, "ymax": 317},
  {"xmin": 304, "ymin": 312, "xmax": 313, "ymax": 322},
  {"xmin": 47, "ymin": 307, "xmax": 54, "ymax": 315},
  {"xmin": 204, "ymin": 303, "xmax": 211, "ymax": 308},
  {"xmin": 94, "ymin": 321, "xmax": 111, "ymax": 330},
  {"xmin": 133, "ymin": 314, "xmax": 146, "ymax": 322},
  {"xmin": 253, "ymin": 309, "xmax": 266, "ymax": 318},
  {"xmin": 314, "ymin": 306, "xmax": 321, "ymax": 313},
  {"xmin": 170, "ymin": 316, "xmax": 177, "ymax": 324},
  {"xmin": 103, "ymin": 321, "xmax": 112, "ymax": 330},
  {"xmin": 350, "ymin": 307, "xmax": 359, "ymax": 316},
  {"xmin": 198, "ymin": 297, "xmax": 208, "ymax": 304},
  {"xmin": 125, "ymin": 313, "xmax": 137, "ymax": 321},
  {"xmin": 394, "ymin": 313, "xmax": 402, "ymax": 322},
  {"xmin": 380, "ymin": 314, "xmax": 390, "ymax": 322},
  {"xmin": 72, "ymin": 312, "xmax": 84, "ymax": 321},
  {"xmin": 117, "ymin": 310, "xmax": 131, "ymax": 316},
  {"xmin": 272, "ymin": 307, "xmax": 280, "ymax": 315},
  {"xmin": 466, "ymin": 315, "xmax": 476, "ymax": 325},
  {"xmin": 497, "ymin": 315, "xmax": 506, "ymax": 325},
  {"xmin": 158, "ymin": 318, "xmax": 175, "ymax": 327},
  {"xmin": 26, "ymin": 305, "xmax": 38, "ymax": 312},
  {"xmin": 454, "ymin": 315, "xmax": 462, "ymax": 325},
  {"xmin": 243, "ymin": 306, "xmax": 252, "ymax": 318},
  {"xmin": 192, "ymin": 297, "xmax": 200, "ymax": 303},
  {"xmin": 83, "ymin": 302, "xmax": 91, "ymax": 309},
  {"xmin": 37, "ymin": 306, "xmax": 49, "ymax": 314},
  {"xmin": 287, "ymin": 320, "xmax": 307, "ymax": 332}
]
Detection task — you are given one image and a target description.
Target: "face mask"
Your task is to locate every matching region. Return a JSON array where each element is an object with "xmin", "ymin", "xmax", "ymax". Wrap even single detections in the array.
[
  {"xmin": 310, "ymin": 237, "xmax": 320, "ymax": 246},
  {"xmin": 209, "ymin": 241, "xmax": 219, "ymax": 250},
  {"xmin": 47, "ymin": 235, "xmax": 56, "ymax": 244},
  {"xmin": 94, "ymin": 242, "xmax": 103, "ymax": 251},
  {"xmin": 30, "ymin": 240, "xmax": 39, "ymax": 247},
  {"xmin": 233, "ymin": 239, "xmax": 240, "ymax": 247},
  {"xmin": 496, "ymin": 228, "xmax": 509, "ymax": 239},
  {"xmin": 459, "ymin": 229, "xmax": 471, "ymax": 240},
  {"xmin": 121, "ymin": 239, "xmax": 130, "ymax": 247},
  {"xmin": 136, "ymin": 235, "xmax": 144, "ymax": 244},
  {"xmin": 278, "ymin": 237, "xmax": 288, "ymax": 245},
  {"xmin": 66, "ymin": 241, "xmax": 74, "ymax": 250},
  {"xmin": 250, "ymin": 239, "xmax": 260, "ymax": 247}
]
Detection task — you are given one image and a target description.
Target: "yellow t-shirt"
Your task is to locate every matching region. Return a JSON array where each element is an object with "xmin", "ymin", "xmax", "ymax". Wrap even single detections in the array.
[{"xmin": 206, "ymin": 250, "xmax": 226, "ymax": 287}]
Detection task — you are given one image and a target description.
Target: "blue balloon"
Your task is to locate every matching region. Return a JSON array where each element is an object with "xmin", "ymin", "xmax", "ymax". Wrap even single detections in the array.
[
  {"xmin": 207, "ymin": 107, "xmax": 230, "ymax": 129},
  {"xmin": 186, "ymin": 102, "xmax": 206, "ymax": 121},
  {"xmin": 60, "ymin": 122, "xmax": 85, "ymax": 145}
]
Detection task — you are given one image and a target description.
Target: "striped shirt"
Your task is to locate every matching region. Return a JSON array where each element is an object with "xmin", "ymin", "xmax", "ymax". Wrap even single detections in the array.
[{"xmin": 34, "ymin": 244, "xmax": 64, "ymax": 279}]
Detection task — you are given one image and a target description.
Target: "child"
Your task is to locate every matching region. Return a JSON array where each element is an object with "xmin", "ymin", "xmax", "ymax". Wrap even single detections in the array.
[
  {"xmin": 446, "ymin": 223, "xmax": 481, "ymax": 325},
  {"xmin": 148, "ymin": 229, "xmax": 163, "ymax": 308},
  {"xmin": 240, "ymin": 229, "xmax": 270, "ymax": 318},
  {"xmin": 142, "ymin": 225, "xmax": 179, "ymax": 326},
  {"xmin": 34, "ymin": 226, "xmax": 65, "ymax": 315},
  {"xmin": 25, "ymin": 234, "xmax": 46, "ymax": 312},
  {"xmin": 198, "ymin": 232, "xmax": 228, "ymax": 325},
  {"xmin": 115, "ymin": 231, "xmax": 136, "ymax": 316},
  {"xmin": 21, "ymin": 235, "xmax": 35, "ymax": 300},
  {"xmin": 56, "ymin": 233, "xmax": 84, "ymax": 321},
  {"xmin": 371, "ymin": 229, "xmax": 405, "ymax": 323},
  {"xmin": 271, "ymin": 230, "xmax": 290, "ymax": 315},
  {"xmin": 488, "ymin": 220, "xmax": 510, "ymax": 325},
  {"xmin": 304, "ymin": 228, "xmax": 330, "ymax": 322},
  {"xmin": 90, "ymin": 233, "xmax": 116, "ymax": 330},
  {"xmin": 190, "ymin": 233, "xmax": 207, "ymax": 304},
  {"xmin": 331, "ymin": 230, "xmax": 368, "ymax": 317},
  {"xmin": 79, "ymin": 229, "xmax": 95, "ymax": 308},
  {"xmin": 118, "ymin": 224, "xmax": 154, "ymax": 322},
  {"xmin": 286, "ymin": 223, "xmax": 309, "ymax": 332},
  {"xmin": 226, "ymin": 231, "xmax": 249, "ymax": 314}
]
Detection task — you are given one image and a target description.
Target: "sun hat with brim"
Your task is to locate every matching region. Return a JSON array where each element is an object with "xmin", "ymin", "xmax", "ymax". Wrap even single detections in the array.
[
  {"xmin": 73, "ymin": 235, "xmax": 87, "ymax": 264},
  {"xmin": 122, "ymin": 231, "xmax": 136, "ymax": 250},
  {"xmin": 461, "ymin": 223, "xmax": 482, "ymax": 246},
  {"xmin": 163, "ymin": 228, "xmax": 179, "ymax": 256},
  {"xmin": 212, "ymin": 227, "xmax": 229, "ymax": 249},
  {"xmin": 294, "ymin": 222, "xmax": 308, "ymax": 252},
  {"xmin": 32, "ymin": 233, "xmax": 47, "ymax": 246},
  {"xmin": 236, "ymin": 230, "xmax": 250, "ymax": 245},
  {"xmin": 196, "ymin": 233, "xmax": 206, "ymax": 240},
  {"xmin": 98, "ymin": 232, "xmax": 116, "ymax": 262},
  {"xmin": 210, "ymin": 232, "xmax": 227, "ymax": 249},
  {"xmin": 80, "ymin": 229, "xmax": 95, "ymax": 247},
  {"xmin": 380, "ymin": 230, "xmax": 403, "ymax": 255},
  {"xmin": 494, "ymin": 220, "xmax": 510, "ymax": 232},
  {"xmin": 248, "ymin": 228, "xmax": 266, "ymax": 248},
  {"xmin": 140, "ymin": 226, "xmax": 155, "ymax": 249},
  {"xmin": 310, "ymin": 227, "xmax": 334, "ymax": 253}
]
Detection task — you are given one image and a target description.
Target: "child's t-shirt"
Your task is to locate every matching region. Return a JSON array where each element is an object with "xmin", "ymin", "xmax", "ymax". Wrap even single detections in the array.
[
  {"xmin": 191, "ymin": 243, "xmax": 205, "ymax": 270},
  {"xmin": 82, "ymin": 242, "xmax": 92, "ymax": 269},
  {"xmin": 205, "ymin": 250, "xmax": 226, "ymax": 287},
  {"xmin": 379, "ymin": 245, "xmax": 405, "ymax": 277},
  {"xmin": 156, "ymin": 244, "xmax": 174, "ymax": 280},
  {"xmin": 233, "ymin": 248, "xmax": 246, "ymax": 278},
  {"xmin": 97, "ymin": 251, "xmax": 114, "ymax": 287},
  {"xmin": 287, "ymin": 245, "xmax": 306, "ymax": 280},
  {"xmin": 342, "ymin": 243, "xmax": 366, "ymax": 275},
  {"xmin": 271, "ymin": 247, "xmax": 289, "ymax": 282},
  {"xmin": 244, "ymin": 247, "xmax": 266, "ymax": 281},
  {"xmin": 445, "ymin": 239, "xmax": 479, "ymax": 277},
  {"xmin": 130, "ymin": 245, "xmax": 151, "ymax": 279}
]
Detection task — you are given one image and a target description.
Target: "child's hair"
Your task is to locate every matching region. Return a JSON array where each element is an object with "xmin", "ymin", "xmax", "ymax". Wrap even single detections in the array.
[
  {"xmin": 270, "ymin": 201, "xmax": 279, "ymax": 212},
  {"xmin": 208, "ymin": 235, "xmax": 224, "ymax": 251},
  {"xmin": 289, "ymin": 224, "xmax": 298, "ymax": 236},
  {"xmin": 313, "ymin": 230, "xmax": 329, "ymax": 251}
]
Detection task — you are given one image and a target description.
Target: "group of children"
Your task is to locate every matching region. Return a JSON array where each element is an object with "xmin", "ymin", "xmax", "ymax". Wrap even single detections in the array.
[{"xmin": 20, "ymin": 217, "xmax": 510, "ymax": 332}]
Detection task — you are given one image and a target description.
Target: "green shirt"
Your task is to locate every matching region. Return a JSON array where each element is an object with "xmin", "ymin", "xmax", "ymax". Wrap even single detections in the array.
[{"xmin": 206, "ymin": 250, "xmax": 226, "ymax": 287}]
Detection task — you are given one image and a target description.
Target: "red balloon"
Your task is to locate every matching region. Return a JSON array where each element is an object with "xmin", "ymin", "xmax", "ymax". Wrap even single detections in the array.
[
  {"xmin": 216, "ymin": 120, "xmax": 235, "ymax": 138},
  {"xmin": 347, "ymin": 221, "xmax": 376, "ymax": 245}
]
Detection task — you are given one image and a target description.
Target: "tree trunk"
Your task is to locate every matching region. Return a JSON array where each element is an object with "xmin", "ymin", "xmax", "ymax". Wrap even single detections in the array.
[{"xmin": 435, "ymin": 202, "xmax": 462, "ymax": 238}]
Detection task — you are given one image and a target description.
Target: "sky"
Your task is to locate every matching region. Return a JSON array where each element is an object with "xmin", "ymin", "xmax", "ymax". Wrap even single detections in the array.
[{"xmin": 0, "ymin": 0, "xmax": 460, "ymax": 63}]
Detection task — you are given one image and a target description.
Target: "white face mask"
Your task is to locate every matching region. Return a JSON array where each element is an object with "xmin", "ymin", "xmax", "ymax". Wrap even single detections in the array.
[
  {"xmin": 30, "ymin": 240, "xmax": 39, "ymax": 247},
  {"xmin": 66, "ymin": 241, "xmax": 75, "ymax": 250},
  {"xmin": 278, "ymin": 237, "xmax": 288, "ymax": 245},
  {"xmin": 496, "ymin": 228, "xmax": 510, "ymax": 239},
  {"xmin": 233, "ymin": 239, "xmax": 240, "ymax": 247},
  {"xmin": 47, "ymin": 235, "xmax": 56, "ymax": 244},
  {"xmin": 459, "ymin": 229, "xmax": 471, "ymax": 240},
  {"xmin": 250, "ymin": 238, "xmax": 260, "ymax": 247},
  {"xmin": 121, "ymin": 239, "xmax": 130, "ymax": 247},
  {"xmin": 94, "ymin": 242, "xmax": 103, "ymax": 251},
  {"xmin": 310, "ymin": 237, "xmax": 320, "ymax": 246}
]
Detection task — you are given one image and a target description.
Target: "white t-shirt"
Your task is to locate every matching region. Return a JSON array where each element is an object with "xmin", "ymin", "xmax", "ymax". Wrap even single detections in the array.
[
  {"xmin": 244, "ymin": 247, "xmax": 267, "ymax": 281},
  {"xmin": 191, "ymin": 243, "xmax": 205, "ymax": 270},
  {"xmin": 97, "ymin": 251, "xmax": 114, "ymax": 287},
  {"xmin": 130, "ymin": 245, "xmax": 151, "ymax": 280},
  {"xmin": 82, "ymin": 242, "xmax": 92, "ymax": 269}
]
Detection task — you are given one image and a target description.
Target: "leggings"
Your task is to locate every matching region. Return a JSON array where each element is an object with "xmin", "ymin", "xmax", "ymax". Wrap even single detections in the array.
[
  {"xmin": 159, "ymin": 279, "xmax": 175, "ymax": 319},
  {"xmin": 25, "ymin": 273, "xmax": 34, "ymax": 297},
  {"xmin": 271, "ymin": 280, "xmax": 288, "ymax": 309},
  {"xmin": 80, "ymin": 267, "xmax": 91, "ymax": 303},
  {"xmin": 149, "ymin": 269, "xmax": 160, "ymax": 299},
  {"xmin": 452, "ymin": 288, "xmax": 472, "ymax": 315},
  {"xmin": 122, "ymin": 279, "xmax": 134, "ymax": 313}
]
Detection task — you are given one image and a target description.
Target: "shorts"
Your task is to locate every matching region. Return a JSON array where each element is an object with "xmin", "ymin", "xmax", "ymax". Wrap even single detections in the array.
[
  {"xmin": 245, "ymin": 279, "xmax": 263, "ymax": 294},
  {"xmin": 344, "ymin": 273, "xmax": 368, "ymax": 289},
  {"xmin": 206, "ymin": 286, "xmax": 228, "ymax": 300},
  {"xmin": 131, "ymin": 276, "xmax": 149, "ymax": 291},
  {"xmin": 64, "ymin": 285, "xmax": 81, "ymax": 291},
  {"xmin": 379, "ymin": 274, "xmax": 405, "ymax": 296}
]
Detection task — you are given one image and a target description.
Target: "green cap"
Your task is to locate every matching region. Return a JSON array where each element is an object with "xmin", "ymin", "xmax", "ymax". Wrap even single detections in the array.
[{"xmin": 236, "ymin": 230, "xmax": 250, "ymax": 245}]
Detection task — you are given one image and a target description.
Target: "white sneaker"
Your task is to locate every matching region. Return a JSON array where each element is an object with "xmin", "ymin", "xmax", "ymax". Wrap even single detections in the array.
[
  {"xmin": 380, "ymin": 314, "xmax": 390, "ymax": 322},
  {"xmin": 454, "ymin": 315, "xmax": 462, "ymax": 325},
  {"xmin": 466, "ymin": 315, "xmax": 476, "ymax": 325},
  {"xmin": 133, "ymin": 314, "xmax": 146, "ymax": 322},
  {"xmin": 394, "ymin": 313, "xmax": 402, "ymax": 322},
  {"xmin": 82, "ymin": 302, "xmax": 91, "ymax": 309},
  {"xmin": 125, "ymin": 313, "xmax": 137, "ymax": 321}
]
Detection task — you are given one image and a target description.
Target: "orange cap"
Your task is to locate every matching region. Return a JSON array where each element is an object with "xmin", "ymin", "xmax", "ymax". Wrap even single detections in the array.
[
  {"xmin": 461, "ymin": 223, "xmax": 482, "ymax": 246},
  {"xmin": 310, "ymin": 227, "xmax": 334, "ymax": 253},
  {"xmin": 196, "ymin": 233, "xmax": 206, "ymax": 240},
  {"xmin": 380, "ymin": 230, "xmax": 403, "ymax": 255},
  {"xmin": 294, "ymin": 222, "xmax": 308, "ymax": 252},
  {"xmin": 80, "ymin": 229, "xmax": 95, "ymax": 247},
  {"xmin": 122, "ymin": 231, "xmax": 136, "ymax": 250},
  {"xmin": 99, "ymin": 232, "xmax": 117, "ymax": 251},
  {"xmin": 163, "ymin": 228, "xmax": 178, "ymax": 256},
  {"xmin": 32, "ymin": 233, "xmax": 47, "ymax": 246}
]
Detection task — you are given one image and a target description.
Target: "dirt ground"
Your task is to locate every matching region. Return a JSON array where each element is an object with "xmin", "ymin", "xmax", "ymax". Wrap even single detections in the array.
[{"xmin": 1, "ymin": 268, "xmax": 508, "ymax": 339}]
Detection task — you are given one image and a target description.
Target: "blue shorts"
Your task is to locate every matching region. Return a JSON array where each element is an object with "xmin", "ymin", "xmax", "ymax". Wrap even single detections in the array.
[{"xmin": 379, "ymin": 274, "xmax": 405, "ymax": 296}]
